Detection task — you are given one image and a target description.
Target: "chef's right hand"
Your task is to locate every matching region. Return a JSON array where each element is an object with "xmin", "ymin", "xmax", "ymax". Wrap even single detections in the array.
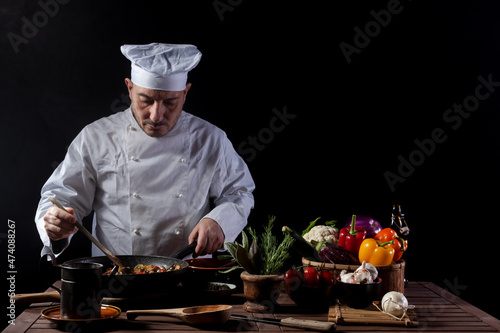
[{"xmin": 43, "ymin": 206, "xmax": 78, "ymax": 241}]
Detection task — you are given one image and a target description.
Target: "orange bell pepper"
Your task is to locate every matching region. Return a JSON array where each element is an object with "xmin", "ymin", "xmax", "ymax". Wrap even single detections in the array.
[
  {"xmin": 374, "ymin": 228, "xmax": 408, "ymax": 262},
  {"xmin": 358, "ymin": 238, "xmax": 395, "ymax": 266}
]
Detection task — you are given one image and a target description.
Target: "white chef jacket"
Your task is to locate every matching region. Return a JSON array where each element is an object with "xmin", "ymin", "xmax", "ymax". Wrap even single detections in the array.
[{"xmin": 35, "ymin": 108, "xmax": 255, "ymax": 258}]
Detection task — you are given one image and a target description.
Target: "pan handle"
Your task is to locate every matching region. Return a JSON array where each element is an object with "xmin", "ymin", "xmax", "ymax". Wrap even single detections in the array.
[{"xmin": 173, "ymin": 241, "xmax": 197, "ymax": 259}]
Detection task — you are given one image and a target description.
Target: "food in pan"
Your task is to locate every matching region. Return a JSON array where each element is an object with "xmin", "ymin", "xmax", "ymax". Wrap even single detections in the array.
[{"xmin": 103, "ymin": 264, "xmax": 181, "ymax": 275}]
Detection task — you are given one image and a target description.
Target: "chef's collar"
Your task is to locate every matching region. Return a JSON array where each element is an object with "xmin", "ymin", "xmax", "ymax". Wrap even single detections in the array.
[{"xmin": 121, "ymin": 43, "xmax": 201, "ymax": 91}]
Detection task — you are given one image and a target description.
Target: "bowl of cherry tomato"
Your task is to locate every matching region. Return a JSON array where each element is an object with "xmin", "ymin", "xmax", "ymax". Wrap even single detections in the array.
[{"xmin": 284, "ymin": 266, "xmax": 335, "ymax": 309}]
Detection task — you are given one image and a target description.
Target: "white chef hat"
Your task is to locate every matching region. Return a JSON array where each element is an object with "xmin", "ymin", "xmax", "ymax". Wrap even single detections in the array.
[{"xmin": 120, "ymin": 43, "xmax": 202, "ymax": 91}]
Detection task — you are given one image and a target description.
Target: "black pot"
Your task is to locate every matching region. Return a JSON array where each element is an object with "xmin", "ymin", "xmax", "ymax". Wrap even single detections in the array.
[{"xmin": 59, "ymin": 262, "xmax": 103, "ymax": 319}]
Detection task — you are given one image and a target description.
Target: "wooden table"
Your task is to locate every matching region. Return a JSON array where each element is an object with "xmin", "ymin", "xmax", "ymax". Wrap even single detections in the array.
[{"xmin": 4, "ymin": 282, "xmax": 500, "ymax": 332}]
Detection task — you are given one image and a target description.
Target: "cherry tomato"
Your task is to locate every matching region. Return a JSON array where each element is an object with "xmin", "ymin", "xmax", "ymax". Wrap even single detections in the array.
[
  {"xmin": 319, "ymin": 270, "xmax": 335, "ymax": 286},
  {"xmin": 285, "ymin": 269, "xmax": 303, "ymax": 290},
  {"xmin": 303, "ymin": 267, "xmax": 320, "ymax": 286}
]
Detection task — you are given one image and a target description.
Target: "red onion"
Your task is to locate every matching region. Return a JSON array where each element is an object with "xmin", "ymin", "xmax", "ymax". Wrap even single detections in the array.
[{"xmin": 343, "ymin": 215, "xmax": 382, "ymax": 238}]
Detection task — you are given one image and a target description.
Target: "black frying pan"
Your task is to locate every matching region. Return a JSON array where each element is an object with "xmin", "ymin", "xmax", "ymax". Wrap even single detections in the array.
[{"xmin": 63, "ymin": 242, "xmax": 197, "ymax": 298}]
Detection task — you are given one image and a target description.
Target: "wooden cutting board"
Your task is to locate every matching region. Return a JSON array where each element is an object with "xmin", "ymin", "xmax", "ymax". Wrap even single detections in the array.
[{"xmin": 328, "ymin": 301, "xmax": 418, "ymax": 327}]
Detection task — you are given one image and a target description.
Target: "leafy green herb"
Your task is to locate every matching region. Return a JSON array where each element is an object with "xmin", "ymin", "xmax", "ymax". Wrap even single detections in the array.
[
  {"xmin": 325, "ymin": 220, "xmax": 338, "ymax": 227},
  {"xmin": 223, "ymin": 216, "xmax": 294, "ymax": 275},
  {"xmin": 301, "ymin": 217, "xmax": 338, "ymax": 236},
  {"xmin": 301, "ymin": 217, "xmax": 321, "ymax": 236}
]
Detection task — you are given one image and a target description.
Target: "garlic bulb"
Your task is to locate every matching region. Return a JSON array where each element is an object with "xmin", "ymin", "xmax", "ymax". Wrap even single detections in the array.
[
  {"xmin": 340, "ymin": 262, "xmax": 379, "ymax": 284},
  {"xmin": 353, "ymin": 261, "xmax": 378, "ymax": 283},
  {"xmin": 381, "ymin": 291, "xmax": 409, "ymax": 317}
]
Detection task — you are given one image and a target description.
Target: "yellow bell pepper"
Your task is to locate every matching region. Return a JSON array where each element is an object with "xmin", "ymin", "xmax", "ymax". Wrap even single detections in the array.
[{"xmin": 358, "ymin": 238, "xmax": 395, "ymax": 266}]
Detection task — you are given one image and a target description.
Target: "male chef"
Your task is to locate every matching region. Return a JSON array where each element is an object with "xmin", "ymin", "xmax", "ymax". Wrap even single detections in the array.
[{"xmin": 35, "ymin": 43, "xmax": 255, "ymax": 258}]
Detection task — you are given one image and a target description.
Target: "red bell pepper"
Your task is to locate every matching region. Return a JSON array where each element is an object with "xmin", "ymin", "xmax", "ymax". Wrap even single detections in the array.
[
  {"xmin": 374, "ymin": 228, "xmax": 408, "ymax": 262},
  {"xmin": 338, "ymin": 215, "xmax": 367, "ymax": 256}
]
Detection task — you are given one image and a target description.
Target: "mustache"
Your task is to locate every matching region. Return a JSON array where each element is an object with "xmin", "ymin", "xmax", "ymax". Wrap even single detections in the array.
[{"xmin": 143, "ymin": 121, "xmax": 166, "ymax": 127}]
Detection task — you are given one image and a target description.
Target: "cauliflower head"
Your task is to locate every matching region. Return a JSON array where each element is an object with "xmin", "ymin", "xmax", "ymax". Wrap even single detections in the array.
[{"xmin": 303, "ymin": 225, "xmax": 338, "ymax": 243}]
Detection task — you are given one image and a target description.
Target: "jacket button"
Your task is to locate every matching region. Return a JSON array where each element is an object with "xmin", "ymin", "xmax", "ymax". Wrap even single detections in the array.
[
  {"xmin": 132, "ymin": 192, "xmax": 139, "ymax": 198},
  {"xmin": 133, "ymin": 229, "xmax": 140, "ymax": 235}
]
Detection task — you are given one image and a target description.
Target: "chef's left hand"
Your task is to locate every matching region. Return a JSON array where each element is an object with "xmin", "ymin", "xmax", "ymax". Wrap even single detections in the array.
[{"xmin": 188, "ymin": 218, "xmax": 225, "ymax": 257}]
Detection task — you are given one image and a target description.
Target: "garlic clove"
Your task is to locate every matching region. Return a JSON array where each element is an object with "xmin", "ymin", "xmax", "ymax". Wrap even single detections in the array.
[
  {"xmin": 353, "ymin": 261, "xmax": 377, "ymax": 283},
  {"xmin": 340, "ymin": 270, "xmax": 355, "ymax": 283}
]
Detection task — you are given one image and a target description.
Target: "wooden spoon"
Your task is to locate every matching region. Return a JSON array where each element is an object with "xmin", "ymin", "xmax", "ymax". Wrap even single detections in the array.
[
  {"xmin": 49, "ymin": 197, "xmax": 126, "ymax": 269},
  {"xmin": 13, "ymin": 291, "xmax": 114, "ymax": 304},
  {"xmin": 127, "ymin": 305, "xmax": 335, "ymax": 331},
  {"xmin": 13, "ymin": 291, "xmax": 61, "ymax": 303},
  {"xmin": 126, "ymin": 305, "xmax": 232, "ymax": 325}
]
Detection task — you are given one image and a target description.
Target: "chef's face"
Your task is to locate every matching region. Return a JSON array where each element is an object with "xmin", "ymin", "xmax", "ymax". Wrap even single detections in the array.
[{"xmin": 125, "ymin": 78, "xmax": 191, "ymax": 137}]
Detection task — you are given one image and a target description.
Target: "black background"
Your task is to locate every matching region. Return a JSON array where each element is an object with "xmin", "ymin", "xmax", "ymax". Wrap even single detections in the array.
[{"xmin": 2, "ymin": 0, "xmax": 500, "ymax": 326}]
